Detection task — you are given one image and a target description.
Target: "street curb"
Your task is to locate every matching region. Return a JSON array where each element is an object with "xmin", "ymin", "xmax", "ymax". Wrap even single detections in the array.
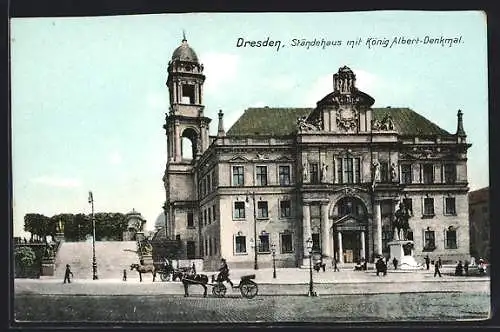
[{"xmin": 16, "ymin": 290, "xmax": 476, "ymax": 297}]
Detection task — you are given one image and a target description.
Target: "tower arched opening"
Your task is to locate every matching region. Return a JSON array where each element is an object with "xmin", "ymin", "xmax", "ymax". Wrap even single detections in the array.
[{"xmin": 181, "ymin": 127, "xmax": 199, "ymax": 160}]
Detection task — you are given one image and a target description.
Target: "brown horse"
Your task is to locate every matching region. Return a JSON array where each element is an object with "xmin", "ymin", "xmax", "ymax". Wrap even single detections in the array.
[
  {"xmin": 181, "ymin": 271, "xmax": 209, "ymax": 297},
  {"xmin": 130, "ymin": 263, "xmax": 156, "ymax": 282}
]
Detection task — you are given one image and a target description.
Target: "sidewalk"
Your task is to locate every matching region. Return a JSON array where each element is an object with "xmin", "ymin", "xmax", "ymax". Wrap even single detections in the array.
[{"xmin": 18, "ymin": 267, "xmax": 490, "ymax": 296}]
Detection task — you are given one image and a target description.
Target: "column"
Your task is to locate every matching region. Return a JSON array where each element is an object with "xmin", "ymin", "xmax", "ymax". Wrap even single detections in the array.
[
  {"xmin": 360, "ymin": 231, "xmax": 366, "ymax": 260},
  {"xmin": 375, "ymin": 201, "xmax": 382, "ymax": 257},
  {"xmin": 302, "ymin": 203, "xmax": 311, "ymax": 258},
  {"xmin": 175, "ymin": 122, "xmax": 181, "ymax": 161},
  {"xmin": 321, "ymin": 203, "xmax": 331, "ymax": 258},
  {"xmin": 337, "ymin": 232, "xmax": 343, "ymax": 264},
  {"xmin": 392, "ymin": 199, "xmax": 399, "ymax": 240}
]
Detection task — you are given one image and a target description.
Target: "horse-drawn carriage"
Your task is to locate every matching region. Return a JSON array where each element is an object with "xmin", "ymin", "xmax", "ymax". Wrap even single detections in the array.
[{"xmin": 181, "ymin": 273, "xmax": 259, "ymax": 299}]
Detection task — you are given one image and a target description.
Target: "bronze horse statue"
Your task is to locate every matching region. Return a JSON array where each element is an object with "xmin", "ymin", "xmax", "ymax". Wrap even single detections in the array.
[
  {"xmin": 393, "ymin": 202, "xmax": 410, "ymax": 240},
  {"xmin": 180, "ymin": 270, "xmax": 209, "ymax": 297},
  {"xmin": 130, "ymin": 263, "xmax": 156, "ymax": 282}
]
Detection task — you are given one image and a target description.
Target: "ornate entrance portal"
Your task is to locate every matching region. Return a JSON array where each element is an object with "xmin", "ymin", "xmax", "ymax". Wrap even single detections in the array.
[{"xmin": 332, "ymin": 196, "xmax": 369, "ymax": 264}]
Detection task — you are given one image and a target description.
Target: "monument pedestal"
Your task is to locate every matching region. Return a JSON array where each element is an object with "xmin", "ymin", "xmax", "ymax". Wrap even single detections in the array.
[
  {"xmin": 388, "ymin": 240, "xmax": 423, "ymax": 270},
  {"xmin": 54, "ymin": 232, "xmax": 64, "ymax": 242},
  {"xmin": 41, "ymin": 258, "xmax": 55, "ymax": 276},
  {"xmin": 141, "ymin": 254, "xmax": 154, "ymax": 265}
]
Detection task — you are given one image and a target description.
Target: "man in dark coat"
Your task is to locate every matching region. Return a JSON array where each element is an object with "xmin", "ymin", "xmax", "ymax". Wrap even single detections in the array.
[
  {"xmin": 434, "ymin": 260, "xmax": 442, "ymax": 277},
  {"xmin": 425, "ymin": 255, "xmax": 430, "ymax": 270},
  {"xmin": 64, "ymin": 264, "xmax": 74, "ymax": 284},
  {"xmin": 216, "ymin": 258, "xmax": 234, "ymax": 287},
  {"xmin": 393, "ymin": 257, "xmax": 399, "ymax": 270}
]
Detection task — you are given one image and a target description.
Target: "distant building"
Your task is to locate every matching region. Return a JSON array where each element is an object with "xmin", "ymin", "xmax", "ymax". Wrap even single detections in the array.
[
  {"xmin": 468, "ymin": 187, "xmax": 489, "ymax": 260},
  {"xmin": 162, "ymin": 37, "xmax": 472, "ymax": 270}
]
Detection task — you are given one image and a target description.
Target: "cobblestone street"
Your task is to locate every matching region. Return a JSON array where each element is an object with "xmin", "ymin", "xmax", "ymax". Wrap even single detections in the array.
[{"xmin": 14, "ymin": 292, "xmax": 490, "ymax": 323}]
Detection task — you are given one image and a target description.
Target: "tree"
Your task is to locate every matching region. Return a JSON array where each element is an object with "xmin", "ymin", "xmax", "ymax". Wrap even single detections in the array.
[{"xmin": 14, "ymin": 246, "xmax": 37, "ymax": 278}]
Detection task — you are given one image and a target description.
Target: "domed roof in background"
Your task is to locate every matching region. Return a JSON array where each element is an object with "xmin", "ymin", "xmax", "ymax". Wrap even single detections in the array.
[
  {"xmin": 155, "ymin": 212, "xmax": 166, "ymax": 230},
  {"xmin": 171, "ymin": 36, "xmax": 199, "ymax": 62}
]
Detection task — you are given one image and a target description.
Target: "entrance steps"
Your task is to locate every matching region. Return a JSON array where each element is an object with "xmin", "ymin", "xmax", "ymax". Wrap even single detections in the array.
[{"xmin": 53, "ymin": 241, "xmax": 139, "ymax": 280}]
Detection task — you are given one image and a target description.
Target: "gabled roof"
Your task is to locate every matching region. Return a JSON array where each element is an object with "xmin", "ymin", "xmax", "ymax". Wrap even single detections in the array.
[{"xmin": 226, "ymin": 107, "xmax": 452, "ymax": 137}]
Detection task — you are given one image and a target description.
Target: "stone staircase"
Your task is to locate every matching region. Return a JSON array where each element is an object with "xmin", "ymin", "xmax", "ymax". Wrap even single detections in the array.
[{"xmin": 53, "ymin": 241, "xmax": 139, "ymax": 279}]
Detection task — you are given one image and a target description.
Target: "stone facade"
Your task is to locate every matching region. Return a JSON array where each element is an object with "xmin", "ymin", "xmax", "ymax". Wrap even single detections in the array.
[
  {"xmin": 468, "ymin": 187, "xmax": 489, "ymax": 260},
  {"xmin": 163, "ymin": 39, "xmax": 472, "ymax": 270}
]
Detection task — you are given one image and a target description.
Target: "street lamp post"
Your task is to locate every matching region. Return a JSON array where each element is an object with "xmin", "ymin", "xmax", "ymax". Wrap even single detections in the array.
[
  {"xmin": 271, "ymin": 243, "xmax": 277, "ymax": 279},
  {"xmin": 88, "ymin": 191, "xmax": 98, "ymax": 280},
  {"xmin": 246, "ymin": 192, "xmax": 258, "ymax": 270},
  {"xmin": 306, "ymin": 237, "xmax": 316, "ymax": 297}
]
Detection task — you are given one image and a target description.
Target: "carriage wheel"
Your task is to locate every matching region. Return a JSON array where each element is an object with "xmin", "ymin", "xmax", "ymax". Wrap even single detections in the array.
[
  {"xmin": 239, "ymin": 280, "xmax": 258, "ymax": 299},
  {"xmin": 212, "ymin": 283, "xmax": 227, "ymax": 298},
  {"xmin": 160, "ymin": 272, "xmax": 168, "ymax": 282}
]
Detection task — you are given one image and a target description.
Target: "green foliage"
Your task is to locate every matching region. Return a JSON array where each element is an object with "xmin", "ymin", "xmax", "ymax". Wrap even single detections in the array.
[
  {"xmin": 14, "ymin": 246, "xmax": 36, "ymax": 267},
  {"xmin": 23, "ymin": 212, "xmax": 127, "ymax": 241}
]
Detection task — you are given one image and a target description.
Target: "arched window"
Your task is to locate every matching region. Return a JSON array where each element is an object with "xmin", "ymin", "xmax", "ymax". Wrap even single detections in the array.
[
  {"xmin": 335, "ymin": 196, "xmax": 367, "ymax": 218},
  {"xmin": 181, "ymin": 128, "xmax": 199, "ymax": 160}
]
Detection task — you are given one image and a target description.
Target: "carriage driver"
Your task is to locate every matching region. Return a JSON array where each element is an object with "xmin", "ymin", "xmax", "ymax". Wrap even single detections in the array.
[{"xmin": 216, "ymin": 258, "xmax": 234, "ymax": 287}]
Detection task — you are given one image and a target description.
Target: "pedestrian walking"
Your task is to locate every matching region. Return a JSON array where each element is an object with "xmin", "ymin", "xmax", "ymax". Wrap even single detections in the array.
[
  {"xmin": 123, "ymin": 269, "xmax": 127, "ymax": 281},
  {"xmin": 332, "ymin": 257, "xmax": 339, "ymax": 272},
  {"xmin": 464, "ymin": 260, "xmax": 469, "ymax": 276},
  {"xmin": 438, "ymin": 257, "xmax": 442, "ymax": 268},
  {"xmin": 392, "ymin": 257, "xmax": 398, "ymax": 270},
  {"xmin": 425, "ymin": 255, "xmax": 430, "ymax": 270},
  {"xmin": 192, "ymin": 262, "xmax": 196, "ymax": 275},
  {"xmin": 63, "ymin": 264, "xmax": 74, "ymax": 284},
  {"xmin": 433, "ymin": 260, "xmax": 442, "ymax": 277}
]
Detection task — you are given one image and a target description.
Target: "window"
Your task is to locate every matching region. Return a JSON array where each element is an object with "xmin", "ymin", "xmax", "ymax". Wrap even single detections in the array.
[
  {"xmin": 345, "ymin": 158, "xmax": 354, "ymax": 183},
  {"xmin": 382, "ymin": 230, "xmax": 392, "ymax": 252},
  {"xmin": 380, "ymin": 162, "xmax": 389, "ymax": 183},
  {"xmin": 207, "ymin": 174, "xmax": 211, "ymax": 193},
  {"xmin": 204, "ymin": 210, "xmax": 208, "ymax": 226},
  {"xmin": 186, "ymin": 241, "xmax": 196, "ymax": 259},
  {"xmin": 279, "ymin": 165, "xmax": 291, "ymax": 185},
  {"xmin": 401, "ymin": 164, "xmax": 412, "ymax": 184},
  {"xmin": 446, "ymin": 229, "xmax": 457, "ymax": 249},
  {"xmin": 280, "ymin": 200, "xmax": 291, "ymax": 218},
  {"xmin": 214, "ymin": 238, "xmax": 218, "ymax": 255},
  {"xmin": 444, "ymin": 164, "xmax": 456, "ymax": 184},
  {"xmin": 258, "ymin": 234, "xmax": 270, "ymax": 253},
  {"xmin": 337, "ymin": 158, "xmax": 343, "ymax": 183},
  {"xmin": 208, "ymin": 208, "xmax": 212, "ymax": 225},
  {"xmin": 212, "ymin": 205, "xmax": 216, "ymax": 223},
  {"xmin": 424, "ymin": 230, "xmax": 436, "ymax": 251},
  {"xmin": 337, "ymin": 157, "xmax": 361, "ymax": 183},
  {"xmin": 312, "ymin": 233, "xmax": 320, "ymax": 252},
  {"xmin": 403, "ymin": 198, "xmax": 413, "ymax": 216},
  {"xmin": 235, "ymin": 235, "xmax": 247, "ymax": 254},
  {"xmin": 211, "ymin": 171, "xmax": 216, "ymax": 190},
  {"xmin": 257, "ymin": 201, "xmax": 269, "ymax": 219},
  {"xmin": 187, "ymin": 212, "xmax": 194, "ymax": 228},
  {"xmin": 204, "ymin": 238, "xmax": 208, "ymax": 256},
  {"xmin": 406, "ymin": 230, "xmax": 414, "ymax": 241},
  {"xmin": 423, "ymin": 197, "xmax": 434, "ymax": 216},
  {"xmin": 422, "ymin": 164, "xmax": 434, "ymax": 184},
  {"xmin": 199, "ymin": 238, "xmax": 204, "ymax": 256},
  {"xmin": 280, "ymin": 233, "xmax": 293, "ymax": 253},
  {"xmin": 209, "ymin": 238, "xmax": 212, "ymax": 256},
  {"xmin": 310, "ymin": 163, "xmax": 319, "ymax": 184},
  {"xmin": 232, "ymin": 166, "xmax": 244, "ymax": 186},
  {"xmin": 181, "ymin": 84, "xmax": 195, "ymax": 104},
  {"xmin": 233, "ymin": 202, "xmax": 246, "ymax": 219},
  {"xmin": 202, "ymin": 179, "xmax": 206, "ymax": 197},
  {"xmin": 445, "ymin": 197, "xmax": 456, "ymax": 215},
  {"xmin": 256, "ymin": 166, "xmax": 268, "ymax": 186},
  {"xmin": 176, "ymin": 234, "xmax": 181, "ymax": 241}
]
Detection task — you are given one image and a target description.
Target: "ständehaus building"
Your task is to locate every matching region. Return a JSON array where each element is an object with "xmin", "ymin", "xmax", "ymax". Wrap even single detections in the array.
[{"xmin": 162, "ymin": 38, "xmax": 471, "ymax": 270}]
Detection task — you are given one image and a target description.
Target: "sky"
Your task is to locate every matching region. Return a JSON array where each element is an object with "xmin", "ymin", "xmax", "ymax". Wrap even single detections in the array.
[{"xmin": 10, "ymin": 11, "xmax": 488, "ymax": 238}]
